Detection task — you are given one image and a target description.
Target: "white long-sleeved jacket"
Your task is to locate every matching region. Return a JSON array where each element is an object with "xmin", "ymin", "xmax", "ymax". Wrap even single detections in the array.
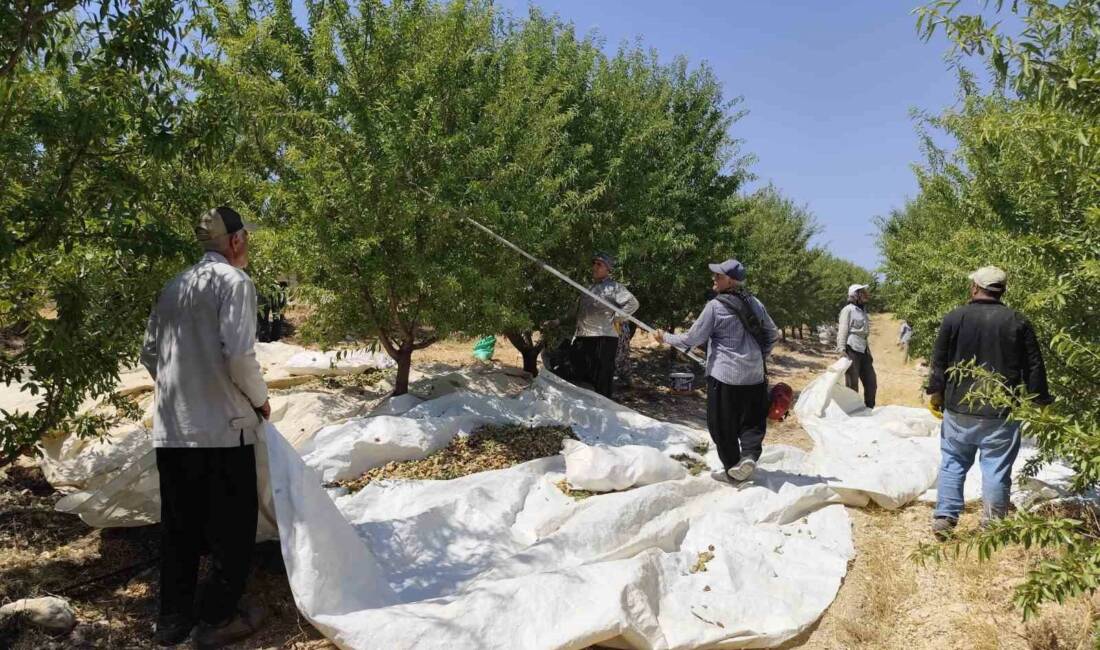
[
  {"xmin": 574, "ymin": 279, "xmax": 639, "ymax": 338},
  {"xmin": 141, "ymin": 251, "xmax": 268, "ymax": 448},
  {"xmin": 836, "ymin": 302, "xmax": 871, "ymax": 353}
]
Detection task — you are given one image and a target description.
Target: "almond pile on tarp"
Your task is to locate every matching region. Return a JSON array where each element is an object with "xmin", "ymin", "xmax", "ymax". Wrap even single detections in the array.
[{"xmin": 340, "ymin": 424, "xmax": 577, "ymax": 492}]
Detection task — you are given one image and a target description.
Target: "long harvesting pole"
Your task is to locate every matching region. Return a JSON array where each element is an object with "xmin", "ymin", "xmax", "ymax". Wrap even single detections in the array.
[{"xmin": 465, "ymin": 217, "xmax": 705, "ymax": 366}]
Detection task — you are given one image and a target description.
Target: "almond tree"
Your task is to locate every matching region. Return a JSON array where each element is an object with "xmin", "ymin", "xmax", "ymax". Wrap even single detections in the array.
[{"xmin": 895, "ymin": 0, "xmax": 1100, "ymax": 620}]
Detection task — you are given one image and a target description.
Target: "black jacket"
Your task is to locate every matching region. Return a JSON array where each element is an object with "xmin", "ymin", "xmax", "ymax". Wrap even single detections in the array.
[{"xmin": 928, "ymin": 299, "xmax": 1051, "ymax": 418}]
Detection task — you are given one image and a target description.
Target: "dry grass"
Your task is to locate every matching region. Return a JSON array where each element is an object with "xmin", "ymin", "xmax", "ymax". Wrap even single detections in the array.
[
  {"xmin": 845, "ymin": 511, "xmax": 921, "ymax": 646},
  {"xmin": 0, "ymin": 462, "xmax": 333, "ymax": 649}
]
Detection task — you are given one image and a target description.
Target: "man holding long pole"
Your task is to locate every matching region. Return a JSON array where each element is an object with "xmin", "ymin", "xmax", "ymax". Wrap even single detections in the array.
[
  {"xmin": 654, "ymin": 259, "xmax": 779, "ymax": 482},
  {"xmin": 573, "ymin": 253, "xmax": 639, "ymax": 400},
  {"xmin": 463, "ymin": 216, "xmax": 701, "ymax": 369}
]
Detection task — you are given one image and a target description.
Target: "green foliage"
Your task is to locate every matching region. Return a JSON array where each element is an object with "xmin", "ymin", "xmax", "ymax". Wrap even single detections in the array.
[
  {"xmin": 602, "ymin": 51, "xmax": 748, "ymax": 331},
  {"xmin": 917, "ymin": 0, "xmax": 1100, "ymax": 114},
  {"xmin": 204, "ymin": 0, "xmax": 601, "ymax": 393},
  {"xmin": 204, "ymin": 0, "xmax": 768, "ymax": 387},
  {"xmin": 0, "ymin": 0, "xmax": 261, "ymax": 461},
  {"xmin": 722, "ymin": 186, "xmax": 873, "ymax": 333},
  {"xmin": 889, "ymin": 0, "xmax": 1100, "ymax": 621}
]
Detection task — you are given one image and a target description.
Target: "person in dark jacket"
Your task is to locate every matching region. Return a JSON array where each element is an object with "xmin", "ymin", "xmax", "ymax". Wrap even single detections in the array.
[{"xmin": 927, "ymin": 266, "xmax": 1051, "ymax": 539}]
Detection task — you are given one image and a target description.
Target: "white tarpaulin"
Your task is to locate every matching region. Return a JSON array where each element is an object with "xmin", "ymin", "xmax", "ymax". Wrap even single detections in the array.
[
  {"xmin": 797, "ymin": 358, "xmax": 1083, "ymax": 512},
  {"xmin": 38, "ymin": 360, "xmax": 1087, "ymax": 649},
  {"xmin": 267, "ymin": 425, "xmax": 853, "ymax": 650},
  {"xmin": 284, "ymin": 349, "xmax": 396, "ymax": 376}
]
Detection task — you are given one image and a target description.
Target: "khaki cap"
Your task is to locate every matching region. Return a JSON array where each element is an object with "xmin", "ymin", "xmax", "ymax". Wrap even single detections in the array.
[
  {"xmin": 195, "ymin": 206, "xmax": 257, "ymax": 243},
  {"xmin": 968, "ymin": 265, "xmax": 1007, "ymax": 290}
]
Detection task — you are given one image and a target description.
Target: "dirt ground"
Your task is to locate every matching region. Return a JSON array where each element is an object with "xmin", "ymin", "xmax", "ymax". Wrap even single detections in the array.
[{"xmin": 0, "ymin": 315, "xmax": 1094, "ymax": 648}]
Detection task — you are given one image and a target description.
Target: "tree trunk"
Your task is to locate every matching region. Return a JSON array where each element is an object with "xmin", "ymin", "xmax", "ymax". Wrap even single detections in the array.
[
  {"xmin": 393, "ymin": 348, "xmax": 413, "ymax": 396},
  {"xmin": 505, "ymin": 331, "xmax": 543, "ymax": 377}
]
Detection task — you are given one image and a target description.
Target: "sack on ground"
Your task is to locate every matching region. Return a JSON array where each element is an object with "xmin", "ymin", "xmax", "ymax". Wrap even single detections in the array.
[{"xmin": 561, "ymin": 439, "xmax": 687, "ymax": 492}]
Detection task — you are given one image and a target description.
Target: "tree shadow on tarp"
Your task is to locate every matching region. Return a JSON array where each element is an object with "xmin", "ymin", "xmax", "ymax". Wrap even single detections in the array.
[{"xmin": 350, "ymin": 487, "xmax": 535, "ymax": 603}]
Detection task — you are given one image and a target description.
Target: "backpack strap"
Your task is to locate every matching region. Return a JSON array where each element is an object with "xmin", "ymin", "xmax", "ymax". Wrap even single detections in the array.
[{"xmin": 716, "ymin": 291, "xmax": 769, "ymax": 379}]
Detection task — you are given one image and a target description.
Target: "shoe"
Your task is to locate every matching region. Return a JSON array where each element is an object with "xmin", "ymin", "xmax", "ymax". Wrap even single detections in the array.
[
  {"xmin": 192, "ymin": 604, "xmax": 266, "ymax": 650},
  {"xmin": 726, "ymin": 458, "xmax": 756, "ymax": 482},
  {"xmin": 153, "ymin": 614, "xmax": 194, "ymax": 647},
  {"xmin": 931, "ymin": 516, "xmax": 957, "ymax": 541}
]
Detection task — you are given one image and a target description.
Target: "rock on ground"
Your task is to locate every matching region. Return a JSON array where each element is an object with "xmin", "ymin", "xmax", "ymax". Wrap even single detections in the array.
[{"xmin": 0, "ymin": 597, "xmax": 77, "ymax": 635}]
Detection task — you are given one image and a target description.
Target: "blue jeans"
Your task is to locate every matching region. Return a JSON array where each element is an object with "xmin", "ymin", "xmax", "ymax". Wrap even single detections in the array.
[{"xmin": 934, "ymin": 410, "xmax": 1022, "ymax": 521}]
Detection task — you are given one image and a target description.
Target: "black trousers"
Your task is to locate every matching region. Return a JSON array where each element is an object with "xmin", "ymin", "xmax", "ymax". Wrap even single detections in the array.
[
  {"xmin": 706, "ymin": 378, "xmax": 768, "ymax": 469},
  {"xmin": 844, "ymin": 345, "xmax": 877, "ymax": 409},
  {"xmin": 156, "ymin": 445, "xmax": 258, "ymax": 627},
  {"xmin": 574, "ymin": 336, "xmax": 619, "ymax": 399}
]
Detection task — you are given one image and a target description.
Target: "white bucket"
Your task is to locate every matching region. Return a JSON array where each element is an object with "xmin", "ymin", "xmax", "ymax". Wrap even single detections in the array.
[{"xmin": 669, "ymin": 372, "xmax": 694, "ymax": 393}]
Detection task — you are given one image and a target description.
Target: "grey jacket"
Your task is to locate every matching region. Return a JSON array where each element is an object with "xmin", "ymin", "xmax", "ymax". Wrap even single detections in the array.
[
  {"xmin": 664, "ymin": 295, "xmax": 779, "ymax": 386},
  {"xmin": 574, "ymin": 279, "xmax": 639, "ymax": 338},
  {"xmin": 140, "ymin": 252, "xmax": 269, "ymax": 448},
  {"xmin": 837, "ymin": 303, "xmax": 870, "ymax": 353}
]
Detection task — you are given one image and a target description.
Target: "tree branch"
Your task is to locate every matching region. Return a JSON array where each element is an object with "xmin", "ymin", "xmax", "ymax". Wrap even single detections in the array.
[
  {"xmin": 411, "ymin": 336, "xmax": 437, "ymax": 351},
  {"xmin": 0, "ymin": 3, "xmax": 69, "ymax": 80}
]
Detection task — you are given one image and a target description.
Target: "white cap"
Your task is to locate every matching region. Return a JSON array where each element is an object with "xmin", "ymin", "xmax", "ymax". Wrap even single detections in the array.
[
  {"xmin": 847, "ymin": 284, "xmax": 869, "ymax": 298},
  {"xmin": 968, "ymin": 266, "xmax": 1007, "ymax": 290}
]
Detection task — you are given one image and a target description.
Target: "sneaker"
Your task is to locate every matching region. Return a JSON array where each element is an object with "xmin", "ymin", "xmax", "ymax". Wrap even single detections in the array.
[
  {"xmin": 192, "ymin": 604, "xmax": 266, "ymax": 650},
  {"xmin": 726, "ymin": 458, "xmax": 756, "ymax": 482},
  {"xmin": 931, "ymin": 516, "xmax": 957, "ymax": 541},
  {"xmin": 153, "ymin": 614, "xmax": 194, "ymax": 647}
]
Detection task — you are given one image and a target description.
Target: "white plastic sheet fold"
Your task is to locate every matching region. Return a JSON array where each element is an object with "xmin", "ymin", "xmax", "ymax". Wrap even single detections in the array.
[
  {"xmin": 284, "ymin": 349, "xmax": 396, "ymax": 376},
  {"xmin": 266, "ymin": 424, "xmax": 853, "ymax": 649},
  {"xmin": 797, "ymin": 358, "xmax": 1083, "ymax": 512},
  {"xmin": 260, "ymin": 372, "xmax": 860, "ymax": 649},
  {"xmin": 562, "ymin": 439, "xmax": 688, "ymax": 492}
]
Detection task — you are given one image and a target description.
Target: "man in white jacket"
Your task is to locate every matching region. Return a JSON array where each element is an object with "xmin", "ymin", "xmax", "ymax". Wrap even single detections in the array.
[
  {"xmin": 836, "ymin": 284, "xmax": 877, "ymax": 408},
  {"xmin": 141, "ymin": 207, "xmax": 269, "ymax": 648}
]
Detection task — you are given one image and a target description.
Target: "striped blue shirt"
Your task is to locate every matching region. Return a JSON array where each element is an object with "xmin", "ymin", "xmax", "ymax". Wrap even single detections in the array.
[{"xmin": 665, "ymin": 295, "xmax": 779, "ymax": 386}]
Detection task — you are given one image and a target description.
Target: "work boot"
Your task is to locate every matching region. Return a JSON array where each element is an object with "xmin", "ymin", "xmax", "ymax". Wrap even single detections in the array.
[
  {"xmin": 192, "ymin": 604, "xmax": 266, "ymax": 650},
  {"xmin": 154, "ymin": 613, "xmax": 195, "ymax": 647},
  {"xmin": 726, "ymin": 458, "xmax": 756, "ymax": 482},
  {"xmin": 931, "ymin": 516, "xmax": 957, "ymax": 541}
]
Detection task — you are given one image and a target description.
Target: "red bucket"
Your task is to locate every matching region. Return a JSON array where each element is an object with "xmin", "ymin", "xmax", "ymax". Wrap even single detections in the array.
[{"xmin": 768, "ymin": 383, "xmax": 794, "ymax": 421}]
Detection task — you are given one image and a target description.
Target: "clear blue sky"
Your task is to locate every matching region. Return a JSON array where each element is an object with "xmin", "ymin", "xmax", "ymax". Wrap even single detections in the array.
[{"xmin": 492, "ymin": 0, "xmax": 973, "ymax": 271}]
